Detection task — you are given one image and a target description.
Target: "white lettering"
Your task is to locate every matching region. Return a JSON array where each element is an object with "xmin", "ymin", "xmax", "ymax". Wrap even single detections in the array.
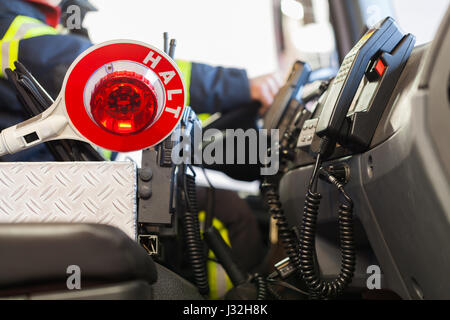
[
  {"xmin": 167, "ymin": 89, "xmax": 182, "ymax": 100},
  {"xmin": 159, "ymin": 71, "xmax": 176, "ymax": 85},
  {"xmin": 143, "ymin": 51, "xmax": 161, "ymax": 69},
  {"xmin": 165, "ymin": 106, "xmax": 182, "ymax": 118}
]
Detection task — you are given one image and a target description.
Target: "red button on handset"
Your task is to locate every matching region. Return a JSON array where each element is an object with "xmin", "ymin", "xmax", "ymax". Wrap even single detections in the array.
[{"xmin": 375, "ymin": 59, "xmax": 386, "ymax": 76}]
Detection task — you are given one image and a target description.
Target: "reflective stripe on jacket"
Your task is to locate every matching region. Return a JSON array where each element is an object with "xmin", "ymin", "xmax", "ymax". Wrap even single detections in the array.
[{"xmin": 0, "ymin": 15, "xmax": 57, "ymax": 77}]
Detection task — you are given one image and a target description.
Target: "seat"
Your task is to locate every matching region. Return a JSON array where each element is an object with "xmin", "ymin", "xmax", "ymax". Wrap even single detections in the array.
[{"xmin": 0, "ymin": 223, "xmax": 202, "ymax": 300}]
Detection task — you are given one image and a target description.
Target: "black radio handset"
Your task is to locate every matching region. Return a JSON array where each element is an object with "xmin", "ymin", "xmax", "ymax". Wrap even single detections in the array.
[
  {"xmin": 294, "ymin": 17, "xmax": 414, "ymax": 299},
  {"xmin": 315, "ymin": 17, "xmax": 403, "ymax": 158},
  {"xmin": 264, "ymin": 61, "xmax": 311, "ymax": 131}
]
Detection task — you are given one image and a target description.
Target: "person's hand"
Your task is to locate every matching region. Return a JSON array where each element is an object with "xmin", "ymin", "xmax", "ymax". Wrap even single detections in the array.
[{"xmin": 249, "ymin": 73, "xmax": 282, "ymax": 115}]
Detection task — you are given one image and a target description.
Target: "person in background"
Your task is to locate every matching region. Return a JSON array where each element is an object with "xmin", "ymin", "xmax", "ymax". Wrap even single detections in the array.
[
  {"xmin": 0, "ymin": 0, "xmax": 281, "ymax": 162},
  {"xmin": 0, "ymin": 0, "xmax": 278, "ymax": 298}
]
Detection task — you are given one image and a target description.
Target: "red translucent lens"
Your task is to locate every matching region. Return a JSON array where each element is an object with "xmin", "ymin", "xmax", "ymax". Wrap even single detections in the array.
[{"xmin": 90, "ymin": 71, "xmax": 157, "ymax": 135}]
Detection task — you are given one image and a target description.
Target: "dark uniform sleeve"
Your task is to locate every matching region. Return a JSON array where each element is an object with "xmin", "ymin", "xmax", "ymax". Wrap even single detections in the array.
[
  {"xmin": 0, "ymin": 34, "xmax": 92, "ymax": 162},
  {"xmin": 0, "ymin": 78, "xmax": 55, "ymax": 162},
  {"xmin": 18, "ymin": 34, "xmax": 92, "ymax": 98},
  {"xmin": 189, "ymin": 62, "xmax": 251, "ymax": 115}
]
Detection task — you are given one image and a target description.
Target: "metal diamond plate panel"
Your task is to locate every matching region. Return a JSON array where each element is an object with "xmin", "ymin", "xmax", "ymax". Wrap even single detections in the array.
[{"xmin": 0, "ymin": 161, "xmax": 137, "ymax": 239}]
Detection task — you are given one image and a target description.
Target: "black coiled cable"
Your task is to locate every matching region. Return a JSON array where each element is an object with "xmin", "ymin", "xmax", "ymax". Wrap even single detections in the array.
[
  {"xmin": 261, "ymin": 180, "xmax": 302, "ymax": 273},
  {"xmin": 183, "ymin": 172, "xmax": 209, "ymax": 295},
  {"xmin": 299, "ymin": 162, "xmax": 356, "ymax": 298},
  {"xmin": 262, "ymin": 153, "xmax": 355, "ymax": 299},
  {"xmin": 253, "ymin": 274, "xmax": 268, "ymax": 300}
]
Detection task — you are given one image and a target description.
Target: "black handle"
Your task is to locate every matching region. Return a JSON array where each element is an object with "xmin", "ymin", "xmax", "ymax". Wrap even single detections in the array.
[{"xmin": 204, "ymin": 226, "xmax": 247, "ymax": 286}]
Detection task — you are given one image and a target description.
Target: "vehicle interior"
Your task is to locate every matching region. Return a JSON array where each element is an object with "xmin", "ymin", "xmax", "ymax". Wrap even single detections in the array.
[{"xmin": 0, "ymin": 0, "xmax": 449, "ymax": 300}]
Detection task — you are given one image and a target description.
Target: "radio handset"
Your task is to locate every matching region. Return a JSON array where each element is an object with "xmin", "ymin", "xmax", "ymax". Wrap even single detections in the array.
[
  {"xmin": 314, "ymin": 17, "xmax": 404, "ymax": 158},
  {"xmin": 290, "ymin": 17, "xmax": 415, "ymax": 298},
  {"xmin": 264, "ymin": 61, "xmax": 311, "ymax": 131}
]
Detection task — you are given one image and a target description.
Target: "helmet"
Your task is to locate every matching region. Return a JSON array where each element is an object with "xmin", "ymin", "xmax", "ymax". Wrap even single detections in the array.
[{"xmin": 24, "ymin": 0, "xmax": 61, "ymax": 27}]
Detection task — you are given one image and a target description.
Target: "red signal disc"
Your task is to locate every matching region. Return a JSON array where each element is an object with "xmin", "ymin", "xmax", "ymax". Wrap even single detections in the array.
[
  {"xmin": 90, "ymin": 71, "xmax": 158, "ymax": 135},
  {"xmin": 64, "ymin": 41, "xmax": 186, "ymax": 152}
]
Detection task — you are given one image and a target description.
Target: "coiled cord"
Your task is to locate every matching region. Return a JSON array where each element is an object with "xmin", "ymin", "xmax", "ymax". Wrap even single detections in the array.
[
  {"xmin": 183, "ymin": 172, "xmax": 209, "ymax": 295},
  {"xmin": 261, "ymin": 180, "xmax": 302, "ymax": 272},
  {"xmin": 262, "ymin": 156, "xmax": 355, "ymax": 299},
  {"xmin": 299, "ymin": 161, "xmax": 356, "ymax": 298},
  {"xmin": 253, "ymin": 274, "xmax": 268, "ymax": 300}
]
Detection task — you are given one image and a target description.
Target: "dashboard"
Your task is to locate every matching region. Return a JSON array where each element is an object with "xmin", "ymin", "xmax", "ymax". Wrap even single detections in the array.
[{"xmin": 265, "ymin": 11, "xmax": 450, "ymax": 299}]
